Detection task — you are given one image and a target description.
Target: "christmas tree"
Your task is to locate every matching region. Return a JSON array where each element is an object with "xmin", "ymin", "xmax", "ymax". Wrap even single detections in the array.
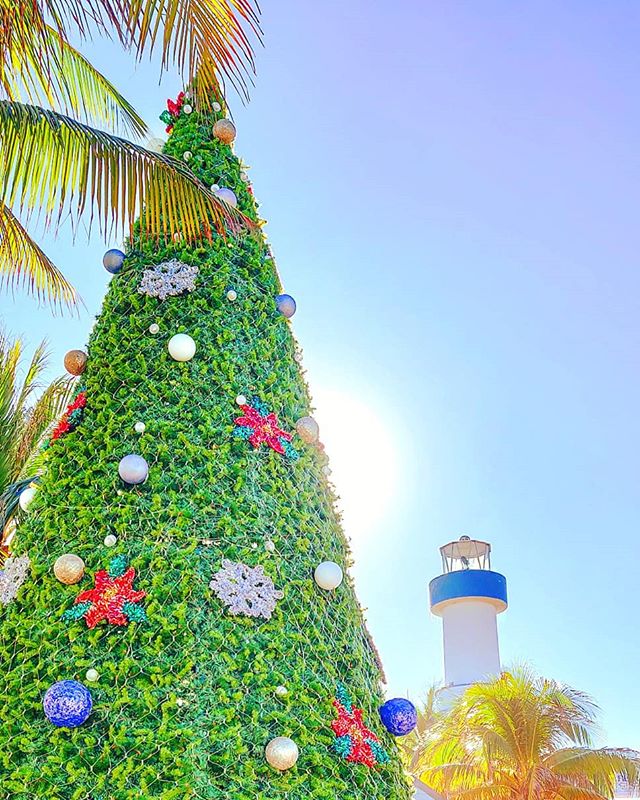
[{"xmin": 0, "ymin": 93, "xmax": 413, "ymax": 800}]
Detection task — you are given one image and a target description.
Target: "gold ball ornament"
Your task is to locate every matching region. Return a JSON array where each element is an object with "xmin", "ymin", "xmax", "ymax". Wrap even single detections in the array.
[
  {"xmin": 265, "ymin": 737, "xmax": 299, "ymax": 771},
  {"xmin": 53, "ymin": 554, "xmax": 85, "ymax": 585},
  {"xmin": 212, "ymin": 119, "xmax": 236, "ymax": 144},
  {"xmin": 296, "ymin": 415, "xmax": 320, "ymax": 444},
  {"xmin": 64, "ymin": 349, "xmax": 88, "ymax": 376}
]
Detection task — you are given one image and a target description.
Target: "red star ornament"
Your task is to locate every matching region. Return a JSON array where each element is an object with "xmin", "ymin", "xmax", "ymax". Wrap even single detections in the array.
[{"xmin": 74, "ymin": 566, "xmax": 146, "ymax": 628}]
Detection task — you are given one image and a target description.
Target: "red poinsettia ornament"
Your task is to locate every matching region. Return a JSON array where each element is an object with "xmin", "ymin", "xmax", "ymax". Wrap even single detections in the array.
[{"xmin": 233, "ymin": 397, "xmax": 298, "ymax": 459}]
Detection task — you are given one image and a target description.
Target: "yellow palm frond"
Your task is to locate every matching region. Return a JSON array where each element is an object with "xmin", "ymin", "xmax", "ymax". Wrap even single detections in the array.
[
  {"xmin": 1, "ymin": 22, "xmax": 146, "ymax": 137},
  {"xmin": 0, "ymin": 204, "xmax": 77, "ymax": 309},
  {"xmin": 123, "ymin": 0, "xmax": 261, "ymax": 105},
  {"xmin": 0, "ymin": 101, "xmax": 249, "ymax": 248}
]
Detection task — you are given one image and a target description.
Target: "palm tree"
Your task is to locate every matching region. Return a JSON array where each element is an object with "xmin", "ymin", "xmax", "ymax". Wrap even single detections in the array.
[
  {"xmin": 0, "ymin": 333, "xmax": 74, "ymax": 561},
  {"xmin": 399, "ymin": 684, "xmax": 442, "ymax": 774},
  {"xmin": 0, "ymin": 0, "xmax": 260, "ymax": 308},
  {"xmin": 419, "ymin": 668, "xmax": 640, "ymax": 800}
]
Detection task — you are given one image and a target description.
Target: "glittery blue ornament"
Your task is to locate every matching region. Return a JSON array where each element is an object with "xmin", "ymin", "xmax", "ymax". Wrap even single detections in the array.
[
  {"xmin": 275, "ymin": 293, "xmax": 296, "ymax": 318},
  {"xmin": 378, "ymin": 698, "xmax": 417, "ymax": 737},
  {"xmin": 103, "ymin": 249, "xmax": 125, "ymax": 274},
  {"xmin": 43, "ymin": 680, "xmax": 92, "ymax": 728}
]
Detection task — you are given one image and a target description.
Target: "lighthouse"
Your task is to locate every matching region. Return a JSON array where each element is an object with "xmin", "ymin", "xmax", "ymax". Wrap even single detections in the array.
[{"xmin": 429, "ymin": 536, "xmax": 507, "ymax": 701}]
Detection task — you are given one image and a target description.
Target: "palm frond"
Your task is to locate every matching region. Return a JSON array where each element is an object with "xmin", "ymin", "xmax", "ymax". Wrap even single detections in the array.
[
  {"xmin": 0, "ymin": 204, "xmax": 78, "ymax": 309},
  {"xmin": 1, "ymin": 23, "xmax": 147, "ymax": 137},
  {"xmin": 0, "ymin": 101, "xmax": 251, "ymax": 250}
]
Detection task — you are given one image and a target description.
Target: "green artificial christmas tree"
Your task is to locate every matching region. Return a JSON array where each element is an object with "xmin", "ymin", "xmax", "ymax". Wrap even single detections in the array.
[{"xmin": 0, "ymin": 91, "xmax": 413, "ymax": 800}]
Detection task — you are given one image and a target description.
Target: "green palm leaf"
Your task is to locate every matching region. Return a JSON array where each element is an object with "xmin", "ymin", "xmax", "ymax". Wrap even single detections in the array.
[
  {"xmin": 0, "ymin": 204, "xmax": 77, "ymax": 309},
  {"xmin": 0, "ymin": 101, "xmax": 248, "ymax": 249}
]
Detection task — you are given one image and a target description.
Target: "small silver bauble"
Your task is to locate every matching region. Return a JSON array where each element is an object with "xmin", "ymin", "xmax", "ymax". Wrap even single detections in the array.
[
  {"xmin": 235, "ymin": 394, "xmax": 247, "ymax": 406},
  {"xmin": 134, "ymin": 421, "xmax": 146, "ymax": 434},
  {"xmin": 226, "ymin": 289, "xmax": 237, "ymax": 301},
  {"xmin": 183, "ymin": 151, "xmax": 192, "ymax": 162},
  {"xmin": 118, "ymin": 454, "xmax": 149, "ymax": 485},
  {"xmin": 176, "ymin": 698, "xmax": 185, "ymax": 707},
  {"xmin": 296, "ymin": 415, "xmax": 320, "ymax": 444},
  {"xmin": 149, "ymin": 323, "xmax": 160, "ymax": 334},
  {"xmin": 215, "ymin": 187, "xmax": 237, "ymax": 207},
  {"xmin": 85, "ymin": 669, "xmax": 99, "ymax": 682},
  {"xmin": 182, "ymin": 104, "xmax": 192, "ymax": 114},
  {"xmin": 104, "ymin": 534, "xmax": 117, "ymax": 547},
  {"xmin": 275, "ymin": 685, "xmax": 288, "ymax": 697},
  {"xmin": 211, "ymin": 183, "xmax": 220, "ymax": 192},
  {"xmin": 322, "ymin": 466, "xmax": 332, "ymax": 476},
  {"xmin": 265, "ymin": 540, "xmax": 276, "ymax": 553},
  {"xmin": 212, "ymin": 102, "xmax": 221, "ymax": 112},
  {"xmin": 314, "ymin": 561, "xmax": 343, "ymax": 591},
  {"xmin": 265, "ymin": 736, "xmax": 299, "ymax": 771}
]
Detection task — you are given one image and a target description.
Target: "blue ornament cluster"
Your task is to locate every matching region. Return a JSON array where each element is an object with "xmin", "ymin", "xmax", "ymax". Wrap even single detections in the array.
[
  {"xmin": 378, "ymin": 697, "xmax": 417, "ymax": 737},
  {"xmin": 43, "ymin": 680, "xmax": 93, "ymax": 728}
]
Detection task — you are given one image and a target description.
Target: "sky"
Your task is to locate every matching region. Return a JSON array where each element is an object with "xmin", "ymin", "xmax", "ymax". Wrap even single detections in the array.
[{"xmin": 3, "ymin": 0, "xmax": 640, "ymax": 748}]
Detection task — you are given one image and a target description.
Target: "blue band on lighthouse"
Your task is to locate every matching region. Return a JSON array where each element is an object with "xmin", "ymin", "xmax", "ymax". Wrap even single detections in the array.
[{"xmin": 429, "ymin": 569, "xmax": 508, "ymax": 615}]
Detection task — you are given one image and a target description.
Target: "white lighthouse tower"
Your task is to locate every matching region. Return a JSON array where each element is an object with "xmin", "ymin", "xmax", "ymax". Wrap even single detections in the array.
[{"xmin": 429, "ymin": 536, "xmax": 507, "ymax": 702}]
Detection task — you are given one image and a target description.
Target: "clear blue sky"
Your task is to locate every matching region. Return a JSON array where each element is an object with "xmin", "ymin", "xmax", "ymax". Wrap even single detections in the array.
[{"xmin": 3, "ymin": 1, "xmax": 640, "ymax": 747}]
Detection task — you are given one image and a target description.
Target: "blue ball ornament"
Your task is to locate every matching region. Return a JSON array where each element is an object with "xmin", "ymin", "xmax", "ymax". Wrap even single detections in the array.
[
  {"xmin": 378, "ymin": 698, "xmax": 417, "ymax": 737},
  {"xmin": 103, "ymin": 248, "xmax": 125, "ymax": 274},
  {"xmin": 275, "ymin": 293, "xmax": 296, "ymax": 319},
  {"xmin": 43, "ymin": 680, "xmax": 92, "ymax": 728}
]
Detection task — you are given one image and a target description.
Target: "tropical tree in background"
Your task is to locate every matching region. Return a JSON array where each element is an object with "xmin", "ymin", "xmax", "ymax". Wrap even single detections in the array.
[
  {"xmin": 0, "ymin": 0, "xmax": 260, "ymax": 308},
  {"xmin": 420, "ymin": 669, "xmax": 640, "ymax": 799},
  {"xmin": 0, "ymin": 333, "xmax": 73, "ymax": 562},
  {"xmin": 398, "ymin": 684, "xmax": 441, "ymax": 775}
]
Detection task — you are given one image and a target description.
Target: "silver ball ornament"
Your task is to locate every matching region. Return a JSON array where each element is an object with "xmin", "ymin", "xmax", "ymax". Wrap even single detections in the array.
[
  {"xmin": 183, "ymin": 151, "xmax": 192, "ymax": 162},
  {"xmin": 104, "ymin": 534, "xmax": 117, "ymax": 547},
  {"xmin": 265, "ymin": 540, "xmax": 276, "ymax": 553},
  {"xmin": 275, "ymin": 294, "xmax": 296, "ymax": 318},
  {"xmin": 275, "ymin": 685, "xmax": 288, "ymax": 697},
  {"xmin": 118, "ymin": 454, "xmax": 149, "ymax": 485},
  {"xmin": 226, "ymin": 289, "xmax": 237, "ymax": 301},
  {"xmin": 212, "ymin": 102, "xmax": 221, "ymax": 112},
  {"xmin": 19, "ymin": 485, "xmax": 37, "ymax": 512},
  {"xmin": 296, "ymin": 415, "xmax": 319, "ymax": 444},
  {"xmin": 182, "ymin": 104, "xmax": 193, "ymax": 115},
  {"xmin": 168, "ymin": 333, "xmax": 196, "ymax": 362},
  {"xmin": 240, "ymin": 171, "xmax": 249, "ymax": 182},
  {"xmin": 314, "ymin": 561, "xmax": 343, "ymax": 591},
  {"xmin": 134, "ymin": 421, "xmax": 146, "ymax": 434},
  {"xmin": 235, "ymin": 394, "xmax": 247, "ymax": 406},
  {"xmin": 85, "ymin": 668, "xmax": 99, "ymax": 682},
  {"xmin": 103, "ymin": 248, "xmax": 125, "ymax": 274},
  {"xmin": 215, "ymin": 187, "xmax": 237, "ymax": 207},
  {"xmin": 149, "ymin": 323, "xmax": 160, "ymax": 334},
  {"xmin": 265, "ymin": 736, "xmax": 299, "ymax": 771}
]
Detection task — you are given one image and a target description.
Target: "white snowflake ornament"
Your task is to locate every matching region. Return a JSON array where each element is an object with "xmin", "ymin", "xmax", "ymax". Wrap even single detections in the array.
[
  {"xmin": 209, "ymin": 559, "xmax": 283, "ymax": 620},
  {"xmin": 0, "ymin": 555, "xmax": 31, "ymax": 605},
  {"xmin": 138, "ymin": 259, "xmax": 199, "ymax": 300}
]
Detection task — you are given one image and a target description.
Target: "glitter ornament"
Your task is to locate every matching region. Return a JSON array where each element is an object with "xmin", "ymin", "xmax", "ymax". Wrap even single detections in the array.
[
  {"xmin": 212, "ymin": 119, "xmax": 236, "ymax": 144},
  {"xmin": 314, "ymin": 561, "xmax": 343, "ymax": 591},
  {"xmin": 168, "ymin": 333, "xmax": 196, "ymax": 362},
  {"xmin": 275, "ymin": 293, "xmax": 296, "ymax": 318},
  {"xmin": 118, "ymin": 454, "xmax": 149, "ymax": 485},
  {"xmin": 18, "ymin": 485, "xmax": 37, "ymax": 511},
  {"xmin": 210, "ymin": 559, "xmax": 283, "ymax": 620},
  {"xmin": 103, "ymin": 248, "xmax": 125, "ymax": 274},
  {"xmin": 85, "ymin": 668, "xmax": 99, "ymax": 682},
  {"xmin": 234, "ymin": 398, "xmax": 298, "ymax": 459},
  {"xmin": 215, "ymin": 187, "xmax": 237, "ymax": 207},
  {"xmin": 43, "ymin": 680, "xmax": 92, "ymax": 728},
  {"xmin": 183, "ymin": 151, "xmax": 192, "ymax": 161},
  {"xmin": 149, "ymin": 323, "xmax": 160, "ymax": 334},
  {"xmin": 0, "ymin": 555, "xmax": 30, "ymax": 605},
  {"xmin": 62, "ymin": 556, "xmax": 146, "ymax": 628},
  {"xmin": 378, "ymin": 698, "xmax": 418, "ymax": 737},
  {"xmin": 139, "ymin": 259, "xmax": 199, "ymax": 301},
  {"xmin": 331, "ymin": 684, "xmax": 389, "ymax": 767},
  {"xmin": 54, "ymin": 554, "xmax": 85, "ymax": 585},
  {"xmin": 296, "ymin": 415, "xmax": 319, "ymax": 444},
  {"xmin": 235, "ymin": 394, "xmax": 247, "ymax": 406},
  {"xmin": 64, "ymin": 349, "xmax": 88, "ymax": 376},
  {"xmin": 265, "ymin": 737, "xmax": 299, "ymax": 771},
  {"xmin": 104, "ymin": 534, "xmax": 117, "ymax": 547},
  {"xmin": 226, "ymin": 289, "xmax": 237, "ymax": 301},
  {"xmin": 275, "ymin": 685, "xmax": 288, "ymax": 697},
  {"xmin": 134, "ymin": 421, "xmax": 146, "ymax": 434}
]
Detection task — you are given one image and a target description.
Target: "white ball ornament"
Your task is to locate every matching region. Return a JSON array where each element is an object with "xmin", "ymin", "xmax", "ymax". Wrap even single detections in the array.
[
  {"xmin": 215, "ymin": 187, "xmax": 237, "ymax": 207},
  {"xmin": 183, "ymin": 151, "xmax": 192, "ymax": 162},
  {"xmin": 275, "ymin": 685, "xmax": 288, "ymax": 697},
  {"xmin": 104, "ymin": 534, "xmax": 117, "ymax": 547},
  {"xmin": 235, "ymin": 394, "xmax": 247, "ymax": 406},
  {"xmin": 19, "ymin": 485, "xmax": 37, "ymax": 512},
  {"xmin": 118, "ymin": 454, "xmax": 149, "ymax": 485},
  {"xmin": 265, "ymin": 540, "xmax": 276, "ymax": 553},
  {"xmin": 182, "ymin": 104, "xmax": 193, "ymax": 115},
  {"xmin": 168, "ymin": 334, "xmax": 196, "ymax": 362},
  {"xmin": 85, "ymin": 669, "xmax": 99, "ymax": 682},
  {"xmin": 314, "ymin": 561, "xmax": 343, "ymax": 591},
  {"xmin": 265, "ymin": 736, "xmax": 299, "ymax": 771},
  {"xmin": 212, "ymin": 102, "xmax": 221, "ymax": 112},
  {"xmin": 134, "ymin": 421, "xmax": 146, "ymax": 434},
  {"xmin": 149, "ymin": 323, "xmax": 160, "ymax": 334},
  {"xmin": 226, "ymin": 289, "xmax": 237, "ymax": 301}
]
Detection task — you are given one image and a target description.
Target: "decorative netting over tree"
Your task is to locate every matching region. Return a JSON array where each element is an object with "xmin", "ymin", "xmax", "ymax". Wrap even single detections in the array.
[{"xmin": 0, "ymin": 93, "xmax": 413, "ymax": 800}]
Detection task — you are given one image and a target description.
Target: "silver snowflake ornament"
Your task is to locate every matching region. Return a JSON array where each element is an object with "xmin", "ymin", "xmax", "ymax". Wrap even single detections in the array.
[
  {"xmin": 0, "ymin": 555, "xmax": 31, "ymax": 605},
  {"xmin": 138, "ymin": 259, "xmax": 199, "ymax": 300},
  {"xmin": 209, "ymin": 559, "xmax": 284, "ymax": 620}
]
